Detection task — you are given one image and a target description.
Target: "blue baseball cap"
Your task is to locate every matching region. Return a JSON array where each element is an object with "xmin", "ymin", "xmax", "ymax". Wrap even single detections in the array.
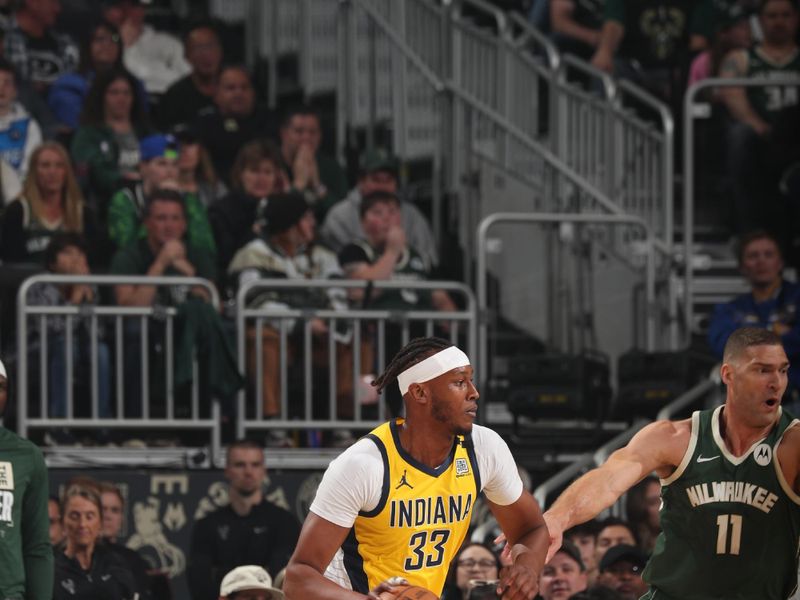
[{"xmin": 140, "ymin": 134, "xmax": 178, "ymax": 162}]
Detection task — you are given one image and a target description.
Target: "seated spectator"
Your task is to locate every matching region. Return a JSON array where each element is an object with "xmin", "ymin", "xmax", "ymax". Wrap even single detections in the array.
[
  {"xmin": 719, "ymin": 0, "xmax": 800, "ymax": 235},
  {"xmin": 280, "ymin": 104, "xmax": 347, "ymax": 220},
  {"xmin": 0, "ymin": 57, "xmax": 41, "ymax": 179},
  {"xmin": 593, "ymin": 517, "xmax": 637, "ymax": 571},
  {"xmin": 109, "ymin": 189, "xmax": 241, "ymax": 413},
  {"xmin": 54, "ymin": 484, "xmax": 141, "ymax": 600},
  {"xmin": 591, "ymin": 0, "xmax": 706, "ymax": 104},
  {"xmin": 103, "ymin": 0, "xmax": 190, "ymax": 95},
  {"xmin": 595, "ymin": 545, "xmax": 648, "ymax": 600},
  {"xmin": 3, "ymin": 0, "xmax": 79, "ymax": 94},
  {"xmin": 218, "ymin": 565, "xmax": 284, "ymax": 600},
  {"xmin": 188, "ymin": 440, "xmax": 300, "ymax": 600},
  {"xmin": 70, "ymin": 67, "xmax": 150, "ymax": 216},
  {"xmin": 208, "ymin": 140, "xmax": 285, "ymax": 277},
  {"xmin": 564, "ymin": 520, "xmax": 601, "ymax": 585},
  {"xmin": 174, "ymin": 124, "xmax": 225, "ymax": 208},
  {"xmin": 49, "ymin": 495, "xmax": 65, "ymax": 548},
  {"xmin": 228, "ymin": 192, "xmax": 373, "ymax": 429},
  {"xmin": 441, "ymin": 542, "xmax": 500, "ymax": 600},
  {"xmin": 48, "ymin": 19, "xmax": 148, "ymax": 134},
  {"xmin": 549, "ymin": 0, "xmax": 604, "ymax": 60},
  {"xmin": 0, "ymin": 141, "xmax": 96, "ymax": 264},
  {"xmin": 319, "ymin": 147, "xmax": 439, "ymax": 268},
  {"xmin": 195, "ymin": 65, "xmax": 276, "ymax": 186},
  {"xmin": 625, "ymin": 475, "xmax": 661, "ymax": 554},
  {"xmin": 108, "ymin": 133, "xmax": 215, "ymax": 257},
  {"xmin": 157, "ymin": 19, "xmax": 223, "ymax": 131},
  {"xmin": 25, "ymin": 232, "xmax": 111, "ymax": 419},
  {"xmin": 707, "ymin": 230, "xmax": 800, "ymax": 402},
  {"xmin": 688, "ymin": 3, "xmax": 752, "ymax": 87},
  {"xmin": 540, "ymin": 540, "xmax": 588, "ymax": 600}
]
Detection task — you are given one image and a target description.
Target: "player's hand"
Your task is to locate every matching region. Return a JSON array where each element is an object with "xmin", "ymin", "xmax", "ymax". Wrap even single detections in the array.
[
  {"xmin": 366, "ymin": 576, "xmax": 409, "ymax": 599},
  {"xmin": 497, "ymin": 562, "xmax": 538, "ymax": 599},
  {"xmin": 542, "ymin": 512, "xmax": 564, "ymax": 563},
  {"xmin": 493, "ymin": 532, "xmax": 513, "ymax": 566}
]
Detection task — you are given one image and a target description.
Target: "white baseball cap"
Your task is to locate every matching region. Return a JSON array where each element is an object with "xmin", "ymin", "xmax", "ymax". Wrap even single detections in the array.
[{"xmin": 220, "ymin": 566, "xmax": 285, "ymax": 599}]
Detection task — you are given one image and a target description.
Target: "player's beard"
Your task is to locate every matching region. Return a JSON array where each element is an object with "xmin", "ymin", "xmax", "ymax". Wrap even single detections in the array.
[{"xmin": 431, "ymin": 396, "xmax": 471, "ymax": 436}]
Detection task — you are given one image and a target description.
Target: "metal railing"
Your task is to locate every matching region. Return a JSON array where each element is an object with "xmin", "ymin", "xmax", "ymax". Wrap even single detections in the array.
[
  {"xmin": 235, "ymin": 278, "xmax": 478, "ymax": 439},
  {"xmin": 682, "ymin": 75, "xmax": 800, "ymax": 341},
  {"xmin": 16, "ymin": 275, "xmax": 222, "ymax": 455}
]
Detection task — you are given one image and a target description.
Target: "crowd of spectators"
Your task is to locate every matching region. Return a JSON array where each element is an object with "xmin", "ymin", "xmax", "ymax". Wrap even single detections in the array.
[{"xmin": 0, "ymin": 0, "xmax": 452, "ymax": 447}]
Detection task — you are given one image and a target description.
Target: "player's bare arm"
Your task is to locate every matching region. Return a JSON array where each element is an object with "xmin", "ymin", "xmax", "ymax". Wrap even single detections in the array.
[
  {"xmin": 776, "ymin": 422, "xmax": 800, "ymax": 495},
  {"xmin": 489, "ymin": 490, "xmax": 549, "ymax": 600},
  {"xmin": 284, "ymin": 513, "xmax": 407, "ymax": 600},
  {"xmin": 543, "ymin": 419, "xmax": 691, "ymax": 556}
]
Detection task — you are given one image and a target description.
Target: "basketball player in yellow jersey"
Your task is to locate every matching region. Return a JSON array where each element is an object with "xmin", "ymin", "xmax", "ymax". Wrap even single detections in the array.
[{"xmin": 284, "ymin": 337, "xmax": 549, "ymax": 600}]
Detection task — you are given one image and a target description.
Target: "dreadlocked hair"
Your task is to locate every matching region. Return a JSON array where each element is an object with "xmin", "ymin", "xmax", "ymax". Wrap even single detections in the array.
[{"xmin": 372, "ymin": 337, "xmax": 453, "ymax": 394}]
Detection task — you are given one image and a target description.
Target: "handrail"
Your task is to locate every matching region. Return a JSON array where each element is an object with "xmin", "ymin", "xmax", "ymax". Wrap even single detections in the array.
[
  {"xmin": 656, "ymin": 376, "xmax": 718, "ymax": 421},
  {"xmin": 454, "ymin": 0, "xmax": 509, "ymax": 34},
  {"xmin": 558, "ymin": 53, "xmax": 616, "ymax": 100},
  {"xmin": 507, "ymin": 11, "xmax": 559, "ymax": 71},
  {"xmin": 476, "ymin": 212, "xmax": 658, "ymax": 386},
  {"xmin": 533, "ymin": 453, "xmax": 596, "ymax": 508}
]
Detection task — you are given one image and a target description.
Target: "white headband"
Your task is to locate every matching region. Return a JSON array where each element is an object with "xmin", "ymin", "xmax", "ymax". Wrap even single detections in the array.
[
  {"xmin": 397, "ymin": 346, "xmax": 471, "ymax": 395},
  {"xmin": 0, "ymin": 359, "xmax": 6, "ymax": 379}
]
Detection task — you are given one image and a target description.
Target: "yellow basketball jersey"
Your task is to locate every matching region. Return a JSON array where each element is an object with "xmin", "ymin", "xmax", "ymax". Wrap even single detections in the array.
[{"xmin": 341, "ymin": 419, "xmax": 480, "ymax": 595}]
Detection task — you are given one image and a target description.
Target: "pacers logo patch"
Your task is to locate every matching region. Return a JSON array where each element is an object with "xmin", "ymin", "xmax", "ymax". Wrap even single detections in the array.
[
  {"xmin": 754, "ymin": 444, "xmax": 772, "ymax": 467},
  {"xmin": 455, "ymin": 458, "xmax": 470, "ymax": 477},
  {"xmin": 0, "ymin": 462, "xmax": 13, "ymax": 490}
]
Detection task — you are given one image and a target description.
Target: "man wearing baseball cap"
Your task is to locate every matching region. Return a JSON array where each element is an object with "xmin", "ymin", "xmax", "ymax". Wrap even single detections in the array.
[
  {"xmin": 219, "ymin": 565, "xmax": 284, "ymax": 600},
  {"xmin": 596, "ymin": 544, "xmax": 648, "ymax": 600}
]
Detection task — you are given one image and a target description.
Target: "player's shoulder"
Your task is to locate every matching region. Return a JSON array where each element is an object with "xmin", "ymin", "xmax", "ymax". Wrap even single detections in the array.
[
  {"xmin": 0, "ymin": 426, "xmax": 42, "ymax": 456},
  {"xmin": 328, "ymin": 436, "xmax": 385, "ymax": 471}
]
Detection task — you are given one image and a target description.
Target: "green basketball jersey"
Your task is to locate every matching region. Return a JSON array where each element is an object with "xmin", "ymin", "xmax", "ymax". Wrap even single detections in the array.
[
  {"xmin": 745, "ymin": 46, "xmax": 800, "ymax": 124},
  {"xmin": 643, "ymin": 406, "xmax": 800, "ymax": 600}
]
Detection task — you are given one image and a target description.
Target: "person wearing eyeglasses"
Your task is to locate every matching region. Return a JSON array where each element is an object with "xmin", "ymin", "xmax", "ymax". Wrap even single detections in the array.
[
  {"xmin": 440, "ymin": 543, "xmax": 500, "ymax": 600},
  {"xmin": 596, "ymin": 545, "xmax": 648, "ymax": 600}
]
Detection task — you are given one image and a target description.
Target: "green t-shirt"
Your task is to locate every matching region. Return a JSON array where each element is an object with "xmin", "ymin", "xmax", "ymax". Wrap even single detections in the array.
[
  {"xmin": 745, "ymin": 47, "xmax": 800, "ymax": 125},
  {"xmin": 0, "ymin": 427, "xmax": 52, "ymax": 600},
  {"xmin": 644, "ymin": 406, "xmax": 800, "ymax": 600}
]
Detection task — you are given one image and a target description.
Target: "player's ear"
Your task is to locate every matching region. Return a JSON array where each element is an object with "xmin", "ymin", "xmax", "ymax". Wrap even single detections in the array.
[
  {"xmin": 408, "ymin": 382, "xmax": 429, "ymax": 405},
  {"xmin": 720, "ymin": 362, "xmax": 734, "ymax": 386}
]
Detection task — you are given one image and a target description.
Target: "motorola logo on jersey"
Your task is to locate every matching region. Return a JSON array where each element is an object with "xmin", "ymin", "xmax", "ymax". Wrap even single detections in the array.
[{"xmin": 754, "ymin": 444, "xmax": 773, "ymax": 467}]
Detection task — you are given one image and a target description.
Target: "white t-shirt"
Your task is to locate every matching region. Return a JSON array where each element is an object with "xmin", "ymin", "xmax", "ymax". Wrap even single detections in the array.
[{"xmin": 310, "ymin": 423, "xmax": 524, "ymax": 528}]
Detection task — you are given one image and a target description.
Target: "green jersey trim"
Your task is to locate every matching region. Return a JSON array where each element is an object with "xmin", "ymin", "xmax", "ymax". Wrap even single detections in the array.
[
  {"xmin": 752, "ymin": 46, "xmax": 800, "ymax": 69},
  {"xmin": 660, "ymin": 411, "xmax": 700, "ymax": 486},
  {"xmin": 711, "ymin": 406, "xmax": 774, "ymax": 465},
  {"xmin": 773, "ymin": 418, "xmax": 800, "ymax": 505}
]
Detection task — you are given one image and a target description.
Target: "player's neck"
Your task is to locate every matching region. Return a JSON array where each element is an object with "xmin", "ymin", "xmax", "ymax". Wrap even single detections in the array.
[
  {"xmin": 229, "ymin": 489, "xmax": 263, "ymax": 516},
  {"xmin": 398, "ymin": 417, "xmax": 454, "ymax": 469},
  {"xmin": 719, "ymin": 405, "xmax": 776, "ymax": 456}
]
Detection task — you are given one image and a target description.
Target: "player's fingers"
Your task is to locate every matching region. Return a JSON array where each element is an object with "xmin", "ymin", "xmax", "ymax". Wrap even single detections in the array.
[
  {"xmin": 493, "ymin": 532, "xmax": 507, "ymax": 546},
  {"xmin": 544, "ymin": 530, "xmax": 563, "ymax": 563},
  {"xmin": 497, "ymin": 567, "xmax": 538, "ymax": 600}
]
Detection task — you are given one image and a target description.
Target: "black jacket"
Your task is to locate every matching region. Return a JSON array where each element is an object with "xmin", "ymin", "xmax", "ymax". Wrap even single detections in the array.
[{"xmin": 53, "ymin": 543, "xmax": 139, "ymax": 600}]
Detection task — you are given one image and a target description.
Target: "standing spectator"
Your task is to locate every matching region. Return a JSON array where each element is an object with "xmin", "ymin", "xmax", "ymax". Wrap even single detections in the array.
[
  {"xmin": 280, "ymin": 104, "xmax": 347, "ymax": 221},
  {"xmin": 195, "ymin": 65, "xmax": 276, "ymax": 186},
  {"xmin": 103, "ymin": 0, "xmax": 190, "ymax": 95},
  {"xmin": 0, "ymin": 57, "xmax": 41, "ymax": 179},
  {"xmin": 319, "ymin": 147, "xmax": 439, "ymax": 268},
  {"xmin": 218, "ymin": 565, "xmax": 284, "ymax": 600},
  {"xmin": 0, "ymin": 141, "xmax": 94, "ymax": 264},
  {"xmin": 593, "ymin": 517, "xmax": 637, "ymax": 572},
  {"xmin": 48, "ymin": 20, "xmax": 148, "ymax": 134},
  {"xmin": 107, "ymin": 133, "xmax": 215, "ymax": 258},
  {"xmin": 25, "ymin": 232, "xmax": 111, "ymax": 419},
  {"xmin": 157, "ymin": 20, "xmax": 223, "ymax": 131},
  {"xmin": 70, "ymin": 67, "xmax": 150, "ymax": 215},
  {"xmin": 707, "ymin": 230, "xmax": 800, "ymax": 401},
  {"xmin": 54, "ymin": 484, "xmax": 140, "ymax": 600},
  {"xmin": 3, "ymin": 0, "xmax": 78, "ymax": 94},
  {"xmin": 208, "ymin": 140, "xmax": 285, "ymax": 276},
  {"xmin": 0, "ymin": 358, "xmax": 53, "ymax": 600},
  {"xmin": 539, "ymin": 541, "xmax": 588, "ymax": 600},
  {"xmin": 188, "ymin": 440, "xmax": 301, "ymax": 600},
  {"xmin": 595, "ymin": 545, "xmax": 649, "ymax": 600},
  {"xmin": 174, "ymin": 124, "xmax": 224, "ymax": 208},
  {"xmin": 720, "ymin": 0, "xmax": 800, "ymax": 234},
  {"xmin": 624, "ymin": 476, "xmax": 661, "ymax": 554},
  {"xmin": 550, "ymin": 0, "xmax": 604, "ymax": 59},
  {"xmin": 48, "ymin": 496, "xmax": 65, "ymax": 547}
]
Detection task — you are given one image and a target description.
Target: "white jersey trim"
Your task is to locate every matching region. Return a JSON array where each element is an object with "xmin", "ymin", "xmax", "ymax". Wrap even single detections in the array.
[
  {"xmin": 773, "ymin": 418, "xmax": 800, "ymax": 506},
  {"xmin": 661, "ymin": 411, "xmax": 700, "ymax": 486},
  {"xmin": 712, "ymin": 405, "xmax": 773, "ymax": 465}
]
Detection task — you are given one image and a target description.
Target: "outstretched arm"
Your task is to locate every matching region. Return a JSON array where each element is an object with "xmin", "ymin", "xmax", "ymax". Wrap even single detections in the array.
[{"xmin": 544, "ymin": 419, "xmax": 689, "ymax": 554}]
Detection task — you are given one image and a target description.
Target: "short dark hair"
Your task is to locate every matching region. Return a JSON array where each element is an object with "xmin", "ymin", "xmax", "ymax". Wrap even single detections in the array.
[
  {"xmin": 723, "ymin": 327, "xmax": 783, "ymax": 363},
  {"xmin": 44, "ymin": 232, "xmax": 88, "ymax": 271},
  {"xmin": 565, "ymin": 519, "xmax": 601, "ymax": 541},
  {"xmin": 181, "ymin": 17, "xmax": 221, "ymax": 45},
  {"xmin": 280, "ymin": 104, "xmax": 321, "ymax": 129},
  {"xmin": 226, "ymin": 439, "xmax": 264, "ymax": 463},
  {"xmin": 758, "ymin": 0, "xmax": 798, "ymax": 14},
  {"xmin": 0, "ymin": 57, "xmax": 17, "ymax": 83},
  {"xmin": 144, "ymin": 188, "xmax": 185, "ymax": 218},
  {"xmin": 597, "ymin": 516, "xmax": 639, "ymax": 546},
  {"xmin": 737, "ymin": 229, "xmax": 782, "ymax": 266},
  {"xmin": 359, "ymin": 190, "xmax": 400, "ymax": 219}
]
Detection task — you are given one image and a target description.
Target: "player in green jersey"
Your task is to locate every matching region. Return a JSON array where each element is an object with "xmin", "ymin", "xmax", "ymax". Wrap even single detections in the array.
[
  {"xmin": 543, "ymin": 327, "xmax": 800, "ymax": 600},
  {"xmin": 0, "ymin": 359, "xmax": 53, "ymax": 600}
]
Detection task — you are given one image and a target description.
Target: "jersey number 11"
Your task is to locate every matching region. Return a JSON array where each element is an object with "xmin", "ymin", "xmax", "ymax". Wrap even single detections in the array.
[{"xmin": 715, "ymin": 514, "xmax": 742, "ymax": 555}]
